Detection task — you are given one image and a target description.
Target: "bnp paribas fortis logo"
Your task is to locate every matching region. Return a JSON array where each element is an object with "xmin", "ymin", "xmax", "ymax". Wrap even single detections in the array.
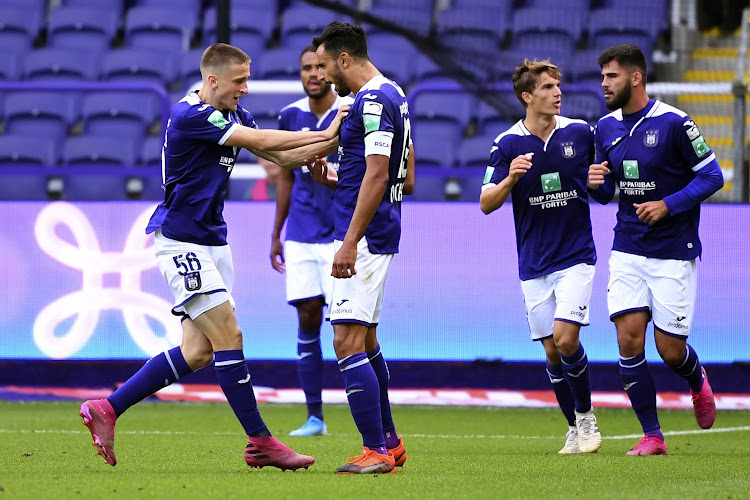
[
  {"xmin": 541, "ymin": 172, "xmax": 561, "ymax": 193},
  {"xmin": 623, "ymin": 160, "xmax": 639, "ymax": 179}
]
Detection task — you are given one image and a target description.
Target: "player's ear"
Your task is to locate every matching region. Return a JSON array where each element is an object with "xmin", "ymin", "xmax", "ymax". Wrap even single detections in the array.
[
  {"xmin": 521, "ymin": 91, "xmax": 532, "ymax": 106},
  {"xmin": 339, "ymin": 51, "xmax": 350, "ymax": 68}
]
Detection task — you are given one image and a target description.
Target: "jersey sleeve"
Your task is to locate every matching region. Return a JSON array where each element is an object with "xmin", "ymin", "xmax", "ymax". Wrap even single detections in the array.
[
  {"xmin": 482, "ymin": 139, "xmax": 510, "ymax": 186},
  {"xmin": 237, "ymin": 105, "xmax": 259, "ymax": 130},
  {"xmin": 174, "ymin": 105, "xmax": 240, "ymax": 145},
  {"xmin": 362, "ymin": 91, "xmax": 396, "ymax": 158},
  {"xmin": 674, "ymin": 114, "xmax": 716, "ymax": 171},
  {"xmin": 589, "ymin": 123, "xmax": 616, "ymax": 204}
]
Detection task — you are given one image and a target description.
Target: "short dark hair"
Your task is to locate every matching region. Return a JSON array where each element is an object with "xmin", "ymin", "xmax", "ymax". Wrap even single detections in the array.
[
  {"xmin": 299, "ymin": 44, "xmax": 316, "ymax": 61},
  {"xmin": 597, "ymin": 44, "xmax": 648, "ymax": 83},
  {"xmin": 200, "ymin": 43, "xmax": 250, "ymax": 76},
  {"xmin": 312, "ymin": 21, "xmax": 368, "ymax": 60},
  {"xmin": 511, "ymin": 59, "xmax": 561, "ymax": 108}
]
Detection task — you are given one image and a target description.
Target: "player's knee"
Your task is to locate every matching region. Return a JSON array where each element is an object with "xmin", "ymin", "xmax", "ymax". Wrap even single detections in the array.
[
  {"xmin": 553, "ymin": 336, "xmax": 579, "ymax": 357},
  {"xmin": 184, "ymin": 347, "xmax": 213, "ymax": 369},
  {"xmin": 296, "ymin": 302, "xmax": 323, "ymax": 330},
  {"xmin": 656, "ymin": 345, "xmax": 684, "ymax": 366},
  {"xmin": 333, "ymin": 334, "xmax": 360, "ymax": 358}
]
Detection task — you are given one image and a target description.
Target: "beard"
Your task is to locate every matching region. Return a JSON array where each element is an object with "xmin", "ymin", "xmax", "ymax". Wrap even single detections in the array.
[
  {"xmin": 331, "ymin": 65, "xmax": 350, "ymax": 97},
  {"xmin": 606, "ymin": 82, "xmax": 632, "ymax": 110}
]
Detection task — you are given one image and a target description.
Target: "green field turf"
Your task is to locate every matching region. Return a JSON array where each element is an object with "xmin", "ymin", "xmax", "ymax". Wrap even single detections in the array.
[{"xmin": 1, "ymin": 401, "xmax": 748, "ymax": 499}]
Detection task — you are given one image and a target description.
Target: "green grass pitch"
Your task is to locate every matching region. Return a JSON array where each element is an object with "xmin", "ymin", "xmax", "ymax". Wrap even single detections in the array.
[{"xmin": 1, "ymin": 401, "xmax": 749, "ymax": 499}]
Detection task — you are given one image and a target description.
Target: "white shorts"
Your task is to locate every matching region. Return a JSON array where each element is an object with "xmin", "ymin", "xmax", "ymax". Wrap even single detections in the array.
[
  {"xmin": 285, "ymin": 240, "xmax": 334, "ymax": 305},
  {"xmin": 154, "ymin": 230, "xmax": 235, "ymax": 320},
  {"xmin": 328, "ymin": 237, "xmax": 393, "ymax": 327},
  {"xmin": 520, "ymin": 263, "xmax": 595, "ymax": 341},
  {"xmin": 608, "ymin": 251, "xmax": 697, "ymax": 337}
]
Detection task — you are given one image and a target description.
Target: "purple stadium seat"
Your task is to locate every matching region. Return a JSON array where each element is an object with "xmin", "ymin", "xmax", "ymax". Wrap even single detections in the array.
[
  {"xmin": 47, "ymin": 6, "xmax": 119, "ymax": 53},
  {"xmin": 24, "ymin": 48, "xmax": 100, "ymax": 82},
  {"xmin": 280, "ymin": 5, "xmax": 348, "ymax": 50},
  {"xmin": 0, "ymin": 135, "xmax": 58, "ymax": 165},
  {"xmin": 588, "ymin": 9, "xmax": 659, "ymax": 65},
  {"xmin": 240, "ymin": 92, "xmax": 304, "ymax": 121},
  {"xmin": 457, "ymin": 136, "xmax": 497, "ymax": 168},
  {"xmin": 256, "ymin": 48, "xmax": 306, "ymax": 80},
  {"xmin": 367, "ymin": 47, "xmax": 413, "ymax": 86},
  {"xmin": 203, "ymin": 6, "xmax": 274, "ymax": 57},
  {"xmin": 410, "ymin": 91, "xmax": 476, "ymax": 130},
  {"xmin": 437, "ymin": 6, "xmax": 509, "ymax": 53},
  {"xmin": 63, "ymin": 135, "xmax": 137, "ymax": 166},
  {"xmin": 179, "ymin": 49, "xmax": 204, "ymax": 91},
  {"xmin": 476, "ymin": 97, "xmax": 522, "ymax": 136},
  {"xmin": 141, "ymin": 136, "xmax": 164, "ymax": 167},
  {"xmin": 125, "ymin": 6, "xmax": 198, "ymax": 52},
  {"xmin": 562, "ymin": 88, "xmax": 605, "ymax": 124},
  {"xmin": 4, "ymin": 92, "xmax": 80, "ymax": 145},
  {"xmin": 101, "ymin": 48, "xmax": 178, "ymax": 88},
  {"xmin": 0, "ymin": 6, "xmax": 39, "ymax": 55},
  {"xmin": 364, "ymin": 7, "xmax": 432, "ymax": 37},
  {"xmin": 512, "ymin": 8, "xmax": 582, "ymax": 55},
  {"xmin": 81, "ymin": 91, "xmax": 159, "ymax": 141},
  {"xmin": 411, "ymin": 121, "xmax": 463, "ymax": 159},
  {"xmin": 0, "ymin": 53, "xmax": 20, "ymax": 81}
]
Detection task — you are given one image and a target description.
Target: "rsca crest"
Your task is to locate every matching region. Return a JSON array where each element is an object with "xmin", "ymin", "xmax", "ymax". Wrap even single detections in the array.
[
  {"xmin": 644, "ymin": 130, "xmax": 659, "ymax": 147},
  {"xmin": 560, "ymin": 142, "xmax": 575, "ymax": 158}
]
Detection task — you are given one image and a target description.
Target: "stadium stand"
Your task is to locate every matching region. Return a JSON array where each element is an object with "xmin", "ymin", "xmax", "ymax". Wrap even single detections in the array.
[
  {"xmin": 47, "ymin": 5, "xmax": 120, "ymax": 54},
  {"xmin": 0, "ymin": 135, "xmax": 58, "ymax": 166},
  {"xmin": 0, "ymin": 0, "xmax": 697, "ymax": 201},
  {"xmin": 81, "ymin": 91, "xmax": 159, "ymax": 142},
  {"xmin": 4, "ymin": 92, "xmax": 79, "ymax": 147}
]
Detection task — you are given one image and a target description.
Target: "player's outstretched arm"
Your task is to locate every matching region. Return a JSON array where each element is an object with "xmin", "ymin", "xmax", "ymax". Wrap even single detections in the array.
[
  {"xmin": 251, "ymin": 138, "xmax": 339, "ymax": 170},
  {"xmin": 480, "ymin": 153, "xmax": 532, "ymax": 214},
  {"xmin": 225, "ymin": 125, "xmax": 335, "ymax": 153}
]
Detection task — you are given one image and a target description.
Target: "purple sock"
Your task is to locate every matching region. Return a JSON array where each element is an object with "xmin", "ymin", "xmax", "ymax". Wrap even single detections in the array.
[
  {"xmin": 214, "ymin": 350, "xmax": 269, "ymax": 437},
  {"xmin": 620, "ymin": 352, "xmax": 662, "ymax": 438},
  {"xmin": 367, "ymin": 344, "xmax": 399, "ymax": 449},
  {"xmin": 546, "ymin": 361, "xmax": 576, "ymax": 426},
  {"xmin": 339, "ymin": 352, "xmax": 386, "ymax": 454},
  {"xmin": 670, "ymin": 343, "xmax": 704, "ymax": 393},
  {"xmin": 297, "ymin": 328, "xmax": 324, "ymax": 420},
  {"xmin": 108, "ymin": 346, "xmax": 192, "ymax": 417},
  {"xmin": 561, "ymin": 343, "xmax": 593, "ymax": 413}
]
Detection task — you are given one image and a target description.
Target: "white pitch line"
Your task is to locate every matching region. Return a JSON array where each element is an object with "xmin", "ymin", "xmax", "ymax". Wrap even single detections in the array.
[{"xmin": 2, "ymin": 426, "xmax": 749, "ymax": 440}]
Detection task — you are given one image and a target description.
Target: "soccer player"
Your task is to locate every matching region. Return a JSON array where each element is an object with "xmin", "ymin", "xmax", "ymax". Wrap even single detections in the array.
[
  {"xmin": 588, "ymin": 45, "xmax": 723, "ymax": 456},
  {"xmin": 269, "ymin": 46, "xmax": 353, "ymax": 437},
  {"xmin": 79, "ymin": 43, "xmax": 348, "ymax": 470},
  {"xmin": 480, "ymin": 59, "xmax": 602, "ymax": 455},
  {"xmin": 308, "ymin": 21, "xmax": 414, "ymax": 474}
]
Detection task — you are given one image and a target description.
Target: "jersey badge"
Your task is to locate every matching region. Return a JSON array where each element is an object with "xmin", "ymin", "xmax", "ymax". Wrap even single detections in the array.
[
  {"xmin": 207, "ymin": 110, "xmax": 230, "ymax": 130},
  {"xmin": 691, "ymin": 136, "xmax": 710, "ymax": 157},
  {"xmin": 541, "ymin": 172, "xmax": 561, "ymax": 193},
  {"xmin": 644, "ymin": 130, "xmax": 659, "ymax": 147},
  {"xmin": 623, "ymin": 160, "xmax": 639, "ymax": 179},
  {"xmin": 560, "ymin": 141, "xmax": 576, "ymax": 158},
  {"xmin": 184, "ymin": 271, "xmax": 202, "ymax": 291}
]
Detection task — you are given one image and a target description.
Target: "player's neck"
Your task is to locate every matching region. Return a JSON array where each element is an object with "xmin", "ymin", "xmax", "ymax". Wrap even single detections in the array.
[
  {"xmin": 523, "ymin": 113, "xmax": 556, "ymax": 141},
  {"xmin": 621, "ymin": 91, "xmax": 651, "ymax": 115},
  {"xmin": 349, "ymin": 61, "xmax": 381, "ymax": 96},
  {"xmin": 309, "ymin": 91, "xmax": 336, "ymax": 118}
]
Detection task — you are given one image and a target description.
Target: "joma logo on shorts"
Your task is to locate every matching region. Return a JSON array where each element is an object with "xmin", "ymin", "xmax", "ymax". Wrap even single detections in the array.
[{"xmin": 570, "ymin": 310, "xmax": 585, "ymax": 318}]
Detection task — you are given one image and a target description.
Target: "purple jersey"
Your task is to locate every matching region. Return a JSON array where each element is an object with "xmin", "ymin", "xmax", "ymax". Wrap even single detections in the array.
[
  {"xmin": 146, "ymin": 91, "xmax": 258, "ymax": 245},
  {"xmin": 593, "ymin": 100, "xmax": 719, "ymax": 260},
  {"xmin": 334, "ymin": 75, "xmax": 411, "ymax": 254},
  {"xmin": 483, "ymin": 116, "xmax": 597, "ymax": 280},
  {"xmin": 279, "ymin": 94, "xmax": 353, "ymax": 243}
]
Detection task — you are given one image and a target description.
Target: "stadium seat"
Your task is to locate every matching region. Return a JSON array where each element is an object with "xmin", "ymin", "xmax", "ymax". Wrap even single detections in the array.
[
  {"xmin": 0, "ymin": 6, "xmax": 39, "ymax": 55},
  {"xmin": 410, "ymin": 91, "xmax": 476, "ymax": 131},
  {"xmin": 47, "ymin": 5, "xmax": 120, "ymax": 53},
  {"xmin": 512, "ymin": 8, "xmax": 582, "ymax": 55},
  {"xmin": 414, "ymin": 139, "xmax": 457, "ymax": 168},
  {"xmin": 256, "ymin": 48, "xmax": 305, "ymax": 80},
  {"xmin": 449, "ymin": 0, "xmax": 512, "ymax": 10},
  {"xmin": 125, "ymin": 6, "xmax": 198, "ymax": 52},
  {"xmin": 364, "ymin": 7, "xmax": 432, "ymax": 37},
  {"xmin": 0, "ymin": 135, "xmax": 58, "ymax": 165},
  {"xmin": 251, "ymin": 115, "xmax": 282, "ymax": 130},
  {"xmin": 524, "ymin": 0, "xmax": 590, "ymax": 9},
  {"xmin": 413, "ymin": 53, "xmax": 456, "ymax": 84},
  {"xmin": 62, "ymin": 135, "xmax": 137, "ymax": 166},
  {"xmin": 588, "ymin": 8, "xmax": 661, "ymax": 58},
  {"xmin": 241, "ymin": 93, "xmax": 304, "ymax": 122},
  {"xmin": 4, "ymin": 92, "xmax": 80, "ymax": 145},
  {"xmin": 134, "ymin": 0, "xmax": 202, "ymax": 11},
  {"xmin": 141, "ymin": 136, "xmax": 164, "ymax": 166},
  {"xmin": 562, "ymin": 88, "xmax": 606, "ymax": 124},
  {"xmin": 365, "ymin": 32, "xmax": 417, "ymax": 59},
  {"xmin": 562, "ymin": 50, "xmax": 602, "ymax": 84},
  {"xmin": 0, "ymin": 173, "xmax": 49, "ymax": 200},
  {"xmin": 203, "ymin": 6, "xmax": 274, "ymax": 58},
  {"xmin": 371, "ymin": 0, "xmax": 434, "ymax": 8},
  {"xmin": 405, "ymin": 174, "xmax": 446, "ymax": 201},
  {"xmin": 0, "ymin": 53, "xmax": 20, "ymax": 81},
  {"xmin": 179, "ymin": 49, "xmax": 204, "ymax": 91},
  {"xmin": 437, "ymin": 6, "xmax": 509, "ymax": 54},
  {"xmin": 280, "ymin": 5, "xmax": 347, "ymax": 49},
  {"xmin": 62, "ymin": 174, "xmax": 132, "ymax": 201},
  {"xmin": 101, "ymin": 48, "xmax": 178, "ymax": 88},
  {"xmin": 81, "ymin": 91, "xmax": 159, "ymax": 142},
  {"xmin": 367, "ymin": 47, "xmax": 413, "ymax": 86},
  {"xmin": 23, "ymin": 48, "xmax": 100, "ymax": 82},
  {"xmin": 457, "ymin": 136, "xmax": 496, "ymax": 168},
  {"xmin": 476, "ymin": 97, "xmax": 522, "ymax": 136},
  {"xmin": 411, "ymin": 121, "xmax": 463, "ymax": 158},
  {"xmin": 63, "ymin": 0, "xmax": 125, "ymax": 11},
  {"xmin": 606, "ymin": 0, "xmax": 669, "ymax": 32}
]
